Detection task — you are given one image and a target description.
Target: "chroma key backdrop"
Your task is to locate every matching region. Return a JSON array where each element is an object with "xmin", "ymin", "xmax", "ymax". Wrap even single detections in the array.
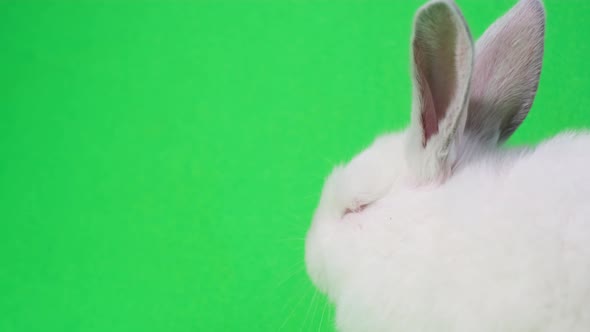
[{"xmin": 2, "ymin": 1, "xmax": 590, "ymax": 331}]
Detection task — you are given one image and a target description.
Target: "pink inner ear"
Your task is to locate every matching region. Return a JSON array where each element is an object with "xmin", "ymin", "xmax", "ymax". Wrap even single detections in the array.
[
  {"xmin": 414, "ymin": 44, "xmax": 440, "ymax": 146},
  {"xmin": 419, "ymin": 74, "xmax": 439, "ymax": 145}
]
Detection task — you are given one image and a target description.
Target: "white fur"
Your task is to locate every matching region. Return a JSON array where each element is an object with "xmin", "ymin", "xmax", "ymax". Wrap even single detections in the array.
[{"xmin": 305, "ymin": 0, "xmax": 590, "ymax": 331}]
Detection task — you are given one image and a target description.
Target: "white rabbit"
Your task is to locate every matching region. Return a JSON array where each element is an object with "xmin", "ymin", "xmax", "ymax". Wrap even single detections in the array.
[{"xmin": 304, "ymin": 0, "xmax": 590, "ymax": 331}]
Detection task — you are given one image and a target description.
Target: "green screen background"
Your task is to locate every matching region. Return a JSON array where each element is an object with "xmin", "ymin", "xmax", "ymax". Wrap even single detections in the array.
[{"xmin": 2, "ymin": 1, "xmax": 590, "ymax": 331}]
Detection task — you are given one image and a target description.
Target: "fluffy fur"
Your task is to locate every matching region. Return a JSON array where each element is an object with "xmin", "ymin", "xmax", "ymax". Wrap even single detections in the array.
[{"xmin": 305, "ymin": 1, "xmax": 590, "ymax": 331}]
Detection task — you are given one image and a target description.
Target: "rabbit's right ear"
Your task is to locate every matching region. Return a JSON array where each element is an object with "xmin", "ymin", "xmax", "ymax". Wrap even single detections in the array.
[{"xmin": 407, "ymin": 0, "xmax": 474, "ymax": 183}]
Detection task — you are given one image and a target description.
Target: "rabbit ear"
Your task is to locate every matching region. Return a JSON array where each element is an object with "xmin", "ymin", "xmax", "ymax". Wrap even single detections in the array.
[
  {"xmin": 407, "ymin": 0, "xmax": 474, "ymax": 182},
  {"xmin": 467, "ymin": 0, "xmax": 545, "ymax": 144}
]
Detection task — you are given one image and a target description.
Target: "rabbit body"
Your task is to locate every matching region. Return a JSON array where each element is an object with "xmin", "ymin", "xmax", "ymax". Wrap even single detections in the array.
[{"xmin": 306, "ymin": 132, "xmax": 590, "ymax": 332}]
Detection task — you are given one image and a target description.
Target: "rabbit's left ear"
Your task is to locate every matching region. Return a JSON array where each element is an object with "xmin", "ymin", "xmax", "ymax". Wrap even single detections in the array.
[
  {"xmin": 467, "ymin": 0, "xmax": 545, "ymax": 144},
  {"xmin": 407, "ymin": 0, "xmax": 474, "ymax": 182}
]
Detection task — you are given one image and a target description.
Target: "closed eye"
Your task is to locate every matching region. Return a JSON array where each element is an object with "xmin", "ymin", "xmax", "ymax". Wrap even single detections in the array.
[{"xmin": 343, "ymin": 203, "xmax": 370, "ymax": 217}]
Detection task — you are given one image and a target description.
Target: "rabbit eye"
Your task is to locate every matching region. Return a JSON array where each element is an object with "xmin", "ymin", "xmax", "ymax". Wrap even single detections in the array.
[{"xmin": 344, "ymin": 203, "xmax": 370, "ymax": 216}]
